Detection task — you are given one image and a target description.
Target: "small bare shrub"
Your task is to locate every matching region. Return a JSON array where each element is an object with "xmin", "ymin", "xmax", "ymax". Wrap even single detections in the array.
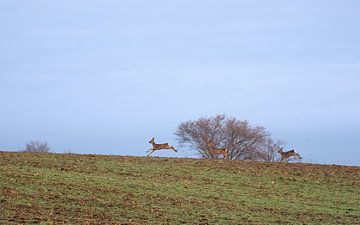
[{"xmin": 23, "ymin": 141, "xmax": 51, "ymax": 153}]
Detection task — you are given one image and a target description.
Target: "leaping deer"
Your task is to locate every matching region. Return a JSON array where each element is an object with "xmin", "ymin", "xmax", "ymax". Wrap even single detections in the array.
[
  {"xmin": 207, "ymin": 142, "xmax": 229, "ymax": 160},
  {"xmin": 277, "ymin": 148, "xmax": 302, "ymax": 162},
  {"xmin": 147, "ymin": 138, "xmax": 177, "ymax": 156}
]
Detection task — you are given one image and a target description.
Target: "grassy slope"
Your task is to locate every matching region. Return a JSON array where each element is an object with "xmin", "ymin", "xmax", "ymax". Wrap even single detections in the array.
[{"xmin": 0, "ymin": 152, "xmax": 359, "ymax": 225}]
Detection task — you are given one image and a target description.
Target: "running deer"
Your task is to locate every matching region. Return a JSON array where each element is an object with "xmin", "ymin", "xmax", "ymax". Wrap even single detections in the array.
[
  {"xmin": 277, "ymin": 148, "xmax": 302, "ymax": 162},
  {"xmin": 147, "ymin": 138, "xmax": 177, "ymax": 156},
  {"xmin": 207, "ymin": 143, "xmax": 229, "ymax": 159}
]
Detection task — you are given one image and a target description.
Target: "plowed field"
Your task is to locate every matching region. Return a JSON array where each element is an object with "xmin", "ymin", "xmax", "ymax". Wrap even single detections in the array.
[{"xmin": 0, "ymin": 152, "xmax": 359, "ymax": 224}]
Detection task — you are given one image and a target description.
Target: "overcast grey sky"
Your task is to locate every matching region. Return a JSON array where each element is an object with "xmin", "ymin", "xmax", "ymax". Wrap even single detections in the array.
[{"xmin": 1, "ymin": 1, "xmax": 359, "ymax": 165}]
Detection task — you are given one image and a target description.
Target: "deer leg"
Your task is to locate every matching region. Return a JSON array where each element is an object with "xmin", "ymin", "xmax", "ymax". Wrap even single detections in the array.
[
  {"xmin": 147, "ymin": 150, "xmax": 156, "ymax": 157},
  {"xmin": 171, "ymin": 146, "xmax": 177, "ymax": 152},
  {"xmin": 223, "ymin": 153, "xmax": 227, "ymax": 160},
  {"xmin": 146, "ymin": 148, "xmax": 153, "ymax": 153}
]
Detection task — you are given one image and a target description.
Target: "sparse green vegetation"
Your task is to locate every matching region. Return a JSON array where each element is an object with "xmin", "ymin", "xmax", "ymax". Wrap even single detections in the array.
[{"xmin": 1, "ymin": 152, "xmax": 359, "ymax": 224}]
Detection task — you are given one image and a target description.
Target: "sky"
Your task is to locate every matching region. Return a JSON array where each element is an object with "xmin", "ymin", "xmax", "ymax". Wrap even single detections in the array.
[{"xmin": 0, "ymin": 0, "xmax": 359, "ymax": 165}]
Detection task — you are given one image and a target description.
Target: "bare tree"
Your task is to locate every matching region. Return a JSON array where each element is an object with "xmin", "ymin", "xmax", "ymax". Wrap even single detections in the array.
[
  {"xmin": 258, "ymin": 139, "xmax": 283, "ymax": 162},
  {"xmin": 23, "ymin": 141, "xmax": 51, "ymax": 153},
  {"xmin": 175, "ymin": 115, "xmax": 283, "ymax": 161}
]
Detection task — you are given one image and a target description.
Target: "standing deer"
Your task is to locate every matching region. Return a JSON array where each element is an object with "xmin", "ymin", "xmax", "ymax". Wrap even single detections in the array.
[
  {"xmin": 147, "ymin": 138, "xmax": 177, "ymax": 156},
  {"xmin": 277, "ymin": 148, "xmax": 302, "ymax": 162},
  {"xmin": 207, "ymin": 142, "xmax": 229, "ymax": 159}
]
